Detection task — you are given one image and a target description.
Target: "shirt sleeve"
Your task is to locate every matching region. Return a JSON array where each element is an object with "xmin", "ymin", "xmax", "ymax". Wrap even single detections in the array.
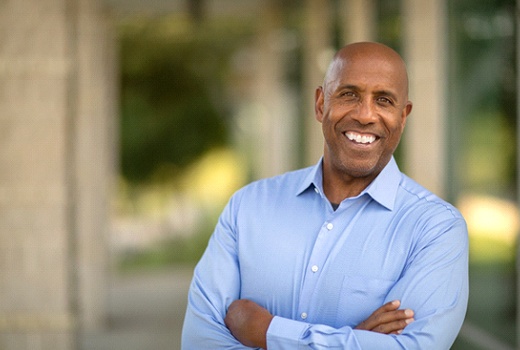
[
  {"xmin": 266, "ymin": 215, "xmax": 469, "ymax": 350},
  {"xmin": 181, "ymin": 192, "xmax": 256, "ymax": 349}
]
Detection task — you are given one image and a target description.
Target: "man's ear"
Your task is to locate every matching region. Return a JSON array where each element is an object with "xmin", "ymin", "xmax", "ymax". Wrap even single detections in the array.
[
  {"xmin": 405, "ymin": 101, "xmax": 413, "ymax": 117},
  {"xmin": 403, "ymin": 101, "xmax": 413, "ymax": 125},
  {"xmin": 315, "ymin": 86, "xmax": 325, "ymax": 123}
]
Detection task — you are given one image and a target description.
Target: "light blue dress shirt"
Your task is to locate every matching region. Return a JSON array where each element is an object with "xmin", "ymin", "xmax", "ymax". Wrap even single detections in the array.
[{"xmin": 182, "ymin": 157, "xmax": 469, "ymax": 349}]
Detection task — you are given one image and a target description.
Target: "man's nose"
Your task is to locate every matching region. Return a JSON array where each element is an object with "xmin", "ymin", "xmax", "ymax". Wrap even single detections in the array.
[{"xmin": 352, "ymin": 100, "xmax": 377, "ymax": 125}]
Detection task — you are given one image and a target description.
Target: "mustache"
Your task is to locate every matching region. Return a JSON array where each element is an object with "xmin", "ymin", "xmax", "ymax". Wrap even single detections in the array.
[{"xmin": 339, "ymin": 121, "xmax": 382, "ymax": 135}]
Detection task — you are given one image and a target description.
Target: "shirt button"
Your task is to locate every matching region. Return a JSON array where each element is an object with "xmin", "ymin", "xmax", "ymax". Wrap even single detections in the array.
[
  {"xmin": 311, "ymin": 265, "xmax": 319, "ymax": 272},
  {"xmin": 314, "ymin": 187, "xmax": 320, "ymax": 194},
  {"xmin": 301, "ymin": 312, "xmax": 308, "ymax": 320},
  {"xmin": 326, "ymin": 223, "xmax": 334, "ymax": 230}
]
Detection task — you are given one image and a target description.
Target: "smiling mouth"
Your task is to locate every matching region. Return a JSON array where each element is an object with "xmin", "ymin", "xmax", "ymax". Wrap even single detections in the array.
[{"xmin": 344, "ymin": 131, "xmax": 377, "ymax": 144}]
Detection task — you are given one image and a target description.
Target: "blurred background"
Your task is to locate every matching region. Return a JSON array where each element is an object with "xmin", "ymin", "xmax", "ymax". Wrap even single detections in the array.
[{"xmin": 0, "ymin": 0, "xmax": 518, "ymax": 349}]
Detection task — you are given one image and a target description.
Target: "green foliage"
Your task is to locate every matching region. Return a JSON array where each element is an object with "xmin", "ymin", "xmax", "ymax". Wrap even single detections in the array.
[
  {"xmin": 447, "ymin": 0, "xmax": 517, "ymax": 194},
  {"xmin": 119, "ymin": 15, "xmax": 254, "ymax": 183}
]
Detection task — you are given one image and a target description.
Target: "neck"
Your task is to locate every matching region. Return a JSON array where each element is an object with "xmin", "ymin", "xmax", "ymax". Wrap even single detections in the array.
[{"xmin": 321, "ymin": 163, "xmax": 377, "ymax": 204}]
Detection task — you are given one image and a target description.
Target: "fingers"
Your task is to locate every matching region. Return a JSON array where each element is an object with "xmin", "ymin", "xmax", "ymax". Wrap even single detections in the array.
[
  {"xmin": 372, "ymin": 300, "xmax": 401, "ymax": 315},
  {"xmin": 371, "ymin": 309, "xmax": 414, "ymax": 334},
  {"xmin": 355, "ymin": 300, "xmax": 415, "ymax": 335}
]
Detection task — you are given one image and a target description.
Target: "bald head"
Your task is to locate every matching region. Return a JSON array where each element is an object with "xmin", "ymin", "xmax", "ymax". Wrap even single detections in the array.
[{"xmin": 323, "ymin": 42, "xmax": 410, "ymax": 99}]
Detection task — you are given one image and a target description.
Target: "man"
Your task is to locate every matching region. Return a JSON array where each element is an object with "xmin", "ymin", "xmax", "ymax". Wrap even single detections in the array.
[{"xmin": 182, "ymin": 42, "xmax": 468, "ymax": 349}]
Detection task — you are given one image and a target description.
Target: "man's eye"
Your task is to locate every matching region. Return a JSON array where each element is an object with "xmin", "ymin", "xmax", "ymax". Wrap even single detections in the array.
[
  {"xmin": 377, "ymin": 97, "xmax": 392, "ymax": 104},
  {"xmin": 341, "ymin": 91, "xmax": 356, "ymax": 98}
]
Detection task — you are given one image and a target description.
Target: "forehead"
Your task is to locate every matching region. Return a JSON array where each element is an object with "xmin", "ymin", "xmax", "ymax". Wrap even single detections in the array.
[{"xmin": 326, "ymin": 52, "xmax": 408, "ymax": 96}]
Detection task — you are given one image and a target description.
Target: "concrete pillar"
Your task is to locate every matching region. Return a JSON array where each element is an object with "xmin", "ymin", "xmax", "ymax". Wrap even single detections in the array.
[
  {"xmin": 302, "ymin": 0, "xmax": 333, "ymax": 166},
  {"xmin": 74, "ymin": 0, "xmax": 116, "ymax": 332},
  {"xmin": 0, "ymin": 0, "xmax": 115, "ymax": 348},
  {"xmin": 339, "ymin": 0, "xmax": 376, "ymax": 44},
  {"xmin": 250, "ymin": 0, "xmax": 297, "ymax": 178},
  {"xmin": 402, "ymin": 0, "xmax": 447, "ymax": 197}
]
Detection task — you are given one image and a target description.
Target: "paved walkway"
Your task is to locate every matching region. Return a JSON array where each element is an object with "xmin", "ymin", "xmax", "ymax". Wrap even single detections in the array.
[{"xmin": 81, "ymin": 266, "xmax": 194, "ymax": 350}]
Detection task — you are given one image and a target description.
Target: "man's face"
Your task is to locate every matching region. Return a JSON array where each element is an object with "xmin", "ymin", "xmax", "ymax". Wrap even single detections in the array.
[{"xmin": 315, "ymin": 52, "xmax": 412, "ymax": 182}]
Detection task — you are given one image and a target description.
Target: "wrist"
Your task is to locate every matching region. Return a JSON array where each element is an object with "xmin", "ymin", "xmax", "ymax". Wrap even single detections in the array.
[{"xmin": 256, "ymin": 314, "xmax": 274, "ymax": 349}]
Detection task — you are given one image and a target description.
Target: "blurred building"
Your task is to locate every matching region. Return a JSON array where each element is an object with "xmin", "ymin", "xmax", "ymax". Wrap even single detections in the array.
[{"xmin": 0, "ymin": 0, "xmax": 517, "ymax": 349}]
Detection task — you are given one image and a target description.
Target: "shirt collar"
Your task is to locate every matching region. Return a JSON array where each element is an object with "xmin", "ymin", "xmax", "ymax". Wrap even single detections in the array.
[
  {"xmin": 296, "ymin": 158, "xmax": 325, "ymax": 197},
  {"xmin": 363, "ymin": 157, "xmax": 401, "ymax": 210},
  {"xmin": 296, "ymin": 157, "xmax": 402, "ymax": 211}
]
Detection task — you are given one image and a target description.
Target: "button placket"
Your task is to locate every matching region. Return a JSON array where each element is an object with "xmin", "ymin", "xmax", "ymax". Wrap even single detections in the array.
[{"xmin": 298, "ymin": 216, "xmax": 338, "ymax": 323}]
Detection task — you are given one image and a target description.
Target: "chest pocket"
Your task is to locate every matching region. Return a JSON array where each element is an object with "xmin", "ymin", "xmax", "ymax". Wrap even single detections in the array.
[{"xmin": 335, "ymin": 274, "xmax": 396, "ymax": 328}]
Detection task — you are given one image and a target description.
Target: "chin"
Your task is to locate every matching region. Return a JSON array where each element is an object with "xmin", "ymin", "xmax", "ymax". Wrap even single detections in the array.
[
  {"xmin": 338, "ymin": 163, "xmax": 378, "ymax": 179},
  {"xmin": 346, "ymin": 168, "xmax": 377, "ymax": 179},
  {"xmin": 327, "ymin": 153, "xmax": 386, "ymax": 179},
  {"xmin": 340, "ymin": 155, "xmax": 391, "ymax": 179}
]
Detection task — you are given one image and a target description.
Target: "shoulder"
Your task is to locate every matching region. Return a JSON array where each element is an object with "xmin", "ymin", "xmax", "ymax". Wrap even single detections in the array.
[
  {"xmin": 395, "ymin": 176, "xmax": 469, "ymax": 274},
  {"xmin": 397, "ymin": 174, "xmax": 464, "ymax": 220},
  {"xmin": 396, "ymin": 175, "xmax": 467, "ymax": 244}
]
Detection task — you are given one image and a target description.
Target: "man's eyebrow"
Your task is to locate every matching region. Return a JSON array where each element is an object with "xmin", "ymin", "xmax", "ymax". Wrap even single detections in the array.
[{"xmin": 336, "ymin": 84, "xmax": 359, "ymax": 91}]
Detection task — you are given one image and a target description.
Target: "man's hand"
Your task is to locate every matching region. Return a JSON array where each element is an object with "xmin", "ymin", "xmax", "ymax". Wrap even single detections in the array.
[
  {"xmin": 224, "ymin": 299, "xmax": 274, "ymax": 349},
  {"xmin": 355, "ymin": 300, "xmax": 414, "ymax": 334}
]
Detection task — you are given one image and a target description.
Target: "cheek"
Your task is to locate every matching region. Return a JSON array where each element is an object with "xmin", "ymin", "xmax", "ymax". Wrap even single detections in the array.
[
  {"xmin": 400, "ymin": 116, "xmax": 407, "ymax": 130},
  {"xmin": 382, "ymin": 119, "xmax": 405, "ymax": 147},
  {"xmin": 322, "ymin": 110, "xmax": 340, "ymax": 130},
  {"xmin": 388, "ymin": 115, "xmax": 406, "ymax": 133}
]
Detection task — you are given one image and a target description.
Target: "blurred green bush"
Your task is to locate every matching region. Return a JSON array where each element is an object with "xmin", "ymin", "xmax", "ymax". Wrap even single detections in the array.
[{"xmin": 119, "ymin": 14, "xmax": 254, "ymax": 184}]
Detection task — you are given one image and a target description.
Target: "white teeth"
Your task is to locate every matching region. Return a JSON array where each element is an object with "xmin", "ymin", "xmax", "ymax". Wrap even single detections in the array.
[{"xmin": 345, "ymin": 132, "xmax": 376, "ymax": 144}]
